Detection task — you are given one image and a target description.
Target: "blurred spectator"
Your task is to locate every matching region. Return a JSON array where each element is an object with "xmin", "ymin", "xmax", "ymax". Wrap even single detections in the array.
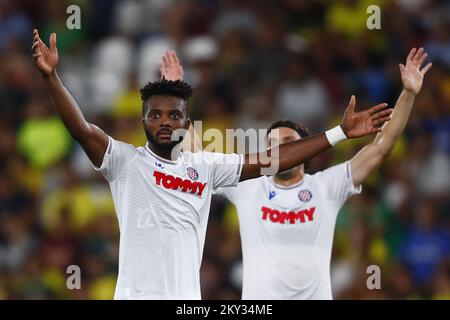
[
  {"xmin": 276, "ymin": 53, "xmax": 330, "ymax": 130},
  {"xmin": 0, "ymin": 1, "xmax": 31, "ymax": 52},
  {"xmin": 17, "ymin": 100, "xmax": 72, "ymax": 169},
  {"xmin": 406, "ymin": 133, "xmax": 450, "ymax": 196},
  {"xmin": 425, "ymin": 21, "xmax": 450, "ymax": 69},
  {"xmin": 399, "ymin": 199, "xmax": 449, "ymax": 288}
]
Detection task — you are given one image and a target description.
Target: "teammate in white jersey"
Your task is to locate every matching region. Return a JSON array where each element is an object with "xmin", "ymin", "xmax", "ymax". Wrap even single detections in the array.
[
  {"xmin": 215, "ymin": 48, "xmax": 432, "ymax": 299},
  {"xmin": 31, "ymin": 29, "xmax": 393, "ymax": 299}
]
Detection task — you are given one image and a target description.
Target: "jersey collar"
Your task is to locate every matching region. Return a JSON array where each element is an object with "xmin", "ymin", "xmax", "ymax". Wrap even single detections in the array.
[
  {"xmin": 268, "ymin": 176, "xmax": 305, "ymax": 190},
  {"xmin": 145, "ymin": 143, "xmax": 181, "ymax": 164}
]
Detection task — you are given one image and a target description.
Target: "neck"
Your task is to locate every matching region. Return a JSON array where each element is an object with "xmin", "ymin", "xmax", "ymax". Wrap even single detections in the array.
[
  {"xmin": 147, "ymin": 142, "xmax": 179, "ymax": 161},
  {"xmin": 273, "ymin": 169, "xmax": 304, "ymax": 187}
]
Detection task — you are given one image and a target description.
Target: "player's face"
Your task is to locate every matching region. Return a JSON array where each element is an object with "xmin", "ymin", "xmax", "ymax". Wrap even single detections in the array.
[
  {"xmin": 267, "ymin": 127, "xmax": 302, "ymax": 149},
  {"xmin": 267, "ymin": 127, "xmax": 303, "ymax": 179},
  {"xmin": 142, "ymin": 95, "xmax": 190, "ymax": 149}
]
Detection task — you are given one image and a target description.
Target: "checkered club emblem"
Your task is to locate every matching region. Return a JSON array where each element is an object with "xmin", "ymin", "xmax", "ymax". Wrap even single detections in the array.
[
  {"xmin": 298, "ymin": 189, "xmax": 312, "ymax": 202},
  {"xmin": 186, "ymin": 167, "xmax": 199, "ymax": 181}
]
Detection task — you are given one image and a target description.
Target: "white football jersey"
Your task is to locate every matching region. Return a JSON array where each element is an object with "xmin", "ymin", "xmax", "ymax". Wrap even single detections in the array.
[
  {"xmin": 93, "ymin": 136, "xmax": 243, "ymax": 299},
  {"xmin": 216, "ymin": 161, "xmax": 361, "ymax": 300}
]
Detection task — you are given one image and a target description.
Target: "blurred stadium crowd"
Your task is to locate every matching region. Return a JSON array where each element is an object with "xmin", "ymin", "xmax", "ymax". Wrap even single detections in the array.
[{"xmin": 0, "ymin": 0, "xmax": 449, "ymax": 299}]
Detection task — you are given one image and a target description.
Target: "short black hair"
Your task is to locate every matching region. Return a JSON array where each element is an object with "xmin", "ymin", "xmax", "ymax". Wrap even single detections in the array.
[
  {"xmin": 267, "ymin": 120, "xmax": 312, "ymax": 171},
  {"xmin": 140, "ymin": 78, "xmax": 193, "ymax": 117},
  {"xmin": 267, "ymin": 120, "xmax": 310, "ymax": 139}
]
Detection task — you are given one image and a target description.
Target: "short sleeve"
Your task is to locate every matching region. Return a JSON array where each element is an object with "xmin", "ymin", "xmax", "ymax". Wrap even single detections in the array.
[
  {"xmin": 200, "ymin": 151, "xmax": 243, "ymax": 190},
  {"xmin": 315, "ymin": 161, "xmax": 361, "ymax": 206},
  {"xmin": 92, "ymin": 136, "xmax": 138, "ymax": 182}
]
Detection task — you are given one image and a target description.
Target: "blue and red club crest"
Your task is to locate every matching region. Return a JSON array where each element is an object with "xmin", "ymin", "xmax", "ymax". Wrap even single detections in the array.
[
  {"xmin": 298, "ymin": 189, "xmax": 312, "ymax": 202},
  {"xmin": 186, "ymin": 167, "xmax": 199, "ymax": 181}
]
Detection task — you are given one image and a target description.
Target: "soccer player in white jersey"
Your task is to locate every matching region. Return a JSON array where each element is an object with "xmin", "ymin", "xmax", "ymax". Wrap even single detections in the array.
[
  {"xmin": 214, "ymin": 48, "xmax": 432, "ymax": 299},
  {"xmin": 31, "ymin": 29, "xmax": 393, "ymax": 300}
]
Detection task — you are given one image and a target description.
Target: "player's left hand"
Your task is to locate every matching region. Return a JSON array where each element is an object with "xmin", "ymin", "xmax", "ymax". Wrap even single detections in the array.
[
  {"xmin": 400, "ymin": 47, "xmax": 432, "ymax": 95},
  {"xmin": 340, "ymin": 95, "xmax": 393, "ymax": 138},
  {"xmin": 160, "ymin": 50, "xmax": 184, "ymax": 81}
]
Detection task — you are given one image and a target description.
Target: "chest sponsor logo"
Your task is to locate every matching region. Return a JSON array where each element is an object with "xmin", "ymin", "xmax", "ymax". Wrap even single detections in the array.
[
  {"xmin": 153, "ymin": 171, "xmax": 206, "ymax": 196},
  {"xmin": 261, "ymin": 206, "xmax": 316, "ymax": 224}
]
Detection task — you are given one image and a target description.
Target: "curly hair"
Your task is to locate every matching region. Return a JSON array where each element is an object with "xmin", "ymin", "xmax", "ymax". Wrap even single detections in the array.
[{"xmin": 140, "ymin": 78, "xmax": 193, "ymax": 117}]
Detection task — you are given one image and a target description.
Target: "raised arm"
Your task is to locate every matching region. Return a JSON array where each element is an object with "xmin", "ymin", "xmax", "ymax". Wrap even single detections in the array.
[
  {"xmin": 350, "ymin": 48, "xmax": 432, "ymax": 187},
  {"xmin": 160, "ymin": 50, "xmax": 203, "ymax": 152},
  {"xmin": 32, "ymin": 29, "xmax": 108, "ymax": 167},
  {"xmin": 158, "ymin": 50, "xmax": 393, "ymax": 181},
  {"xmin": 240, "ymin": 96, "xmax": 392, "ymax": 181}
]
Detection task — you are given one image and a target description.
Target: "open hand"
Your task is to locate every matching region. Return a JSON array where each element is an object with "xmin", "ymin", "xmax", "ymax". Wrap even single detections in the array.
[
  {"xmin": 31, "ymin": 29, "xmax": 58, "ymax": 76},
  {"xmin": 400, "ymin": 47, "xmax": 432, "ymax": 95},
  {"xmin": 160, "ymin": 50, "xmax": 184, "ymax": 81},
  {"xmin": 341, "ymin": 95, "xmax": 393, "ymax": 138}
]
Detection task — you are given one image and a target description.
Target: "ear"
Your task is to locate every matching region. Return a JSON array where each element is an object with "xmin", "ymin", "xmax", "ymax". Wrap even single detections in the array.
[
  {"xmin": 185, "ymin": 117, "xmax": 191, "ymax": 130},
  {"xmin": 141, "ymin": 118, "xmax": 145, "ymax": 130}
]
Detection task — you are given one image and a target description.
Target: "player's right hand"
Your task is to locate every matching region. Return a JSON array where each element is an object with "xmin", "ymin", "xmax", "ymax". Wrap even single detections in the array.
[{"xmin": 31, "ymin": 29, "xmax": 58, "ymax": 76}]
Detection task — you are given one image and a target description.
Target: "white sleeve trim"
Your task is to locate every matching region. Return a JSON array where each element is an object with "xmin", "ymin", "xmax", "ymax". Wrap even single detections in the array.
[
  {"xmin": 92, "ymin": 135, "xmax": 112, "ymax": 172},
  {"xmin": 346, "ymin": 161, "xmax": 362, "ymax": 195},
  {"xmin": 236, "ymin": 153, "xmax": 244, "ymax": 178},
  {"xmin": 217, "ymin": 153, "xmax": 244, "ymax": 188}
]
